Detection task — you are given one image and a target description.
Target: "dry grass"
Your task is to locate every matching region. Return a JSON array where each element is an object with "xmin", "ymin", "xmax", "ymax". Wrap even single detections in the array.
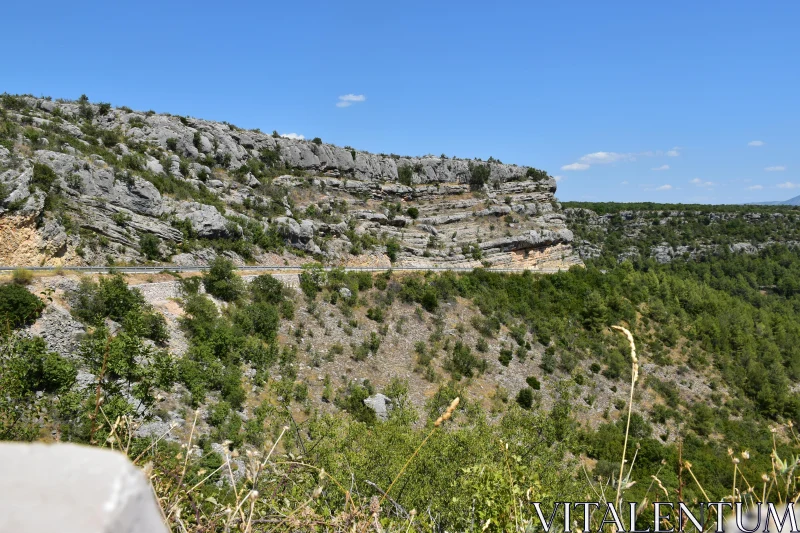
[{"xmin": 97, "ymin": 395, "xmax": 463, "ymax": 532}]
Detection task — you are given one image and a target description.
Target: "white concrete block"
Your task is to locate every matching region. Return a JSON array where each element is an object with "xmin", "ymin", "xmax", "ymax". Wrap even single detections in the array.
[{"xmin": 0, "ymin": 442, "xmax": 168, "ymax": 533}]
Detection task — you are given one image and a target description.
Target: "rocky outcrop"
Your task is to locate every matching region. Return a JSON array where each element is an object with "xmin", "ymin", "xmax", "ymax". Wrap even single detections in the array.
[
  {"xmin": 0, "ymin": 95, "xmax": 580, "ymax": 269},
  {"xmin": 172, "ymin": 201, "xmax": 231, "ymax": 238},
  {"xmin": 364, "ymin": 393, "xmax": 393, "ymax": 421},
  {"xmin": 27, "ymin": 303, "xmax": 85, "ymax": 359}
]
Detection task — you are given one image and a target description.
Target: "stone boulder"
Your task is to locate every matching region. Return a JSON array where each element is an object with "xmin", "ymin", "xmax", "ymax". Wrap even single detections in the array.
[
  {"xmin": 173, "ymin": 201, "xmax": 231, "ymax": 238},
  {"xmin": 364, "ymin": 393, "xmax": 393, "ymax": 421}
]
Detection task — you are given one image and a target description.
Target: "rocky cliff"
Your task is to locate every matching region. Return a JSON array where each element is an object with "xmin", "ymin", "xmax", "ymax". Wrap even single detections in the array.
[{"xmin": 0, "ymin": 94, "xmax": 579, "ymax": 268}]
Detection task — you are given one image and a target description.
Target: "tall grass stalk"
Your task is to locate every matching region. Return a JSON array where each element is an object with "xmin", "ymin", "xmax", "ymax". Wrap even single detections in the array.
[{"xmin": 612, "ymin": 325, "xmax": 638, "ymax": 508}]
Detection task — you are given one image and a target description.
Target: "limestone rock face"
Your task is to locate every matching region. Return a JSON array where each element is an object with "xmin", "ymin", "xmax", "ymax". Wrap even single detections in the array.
[
  {"xmin": 0, "ymin": 96, "xmax": 581, "ymax": 269},
  {"xmin": 0, "ymin": 442, "xmax": 168, "ymax": 533},
  {"xmin": 33, "ymin": 151, "xmax": 163, "ymax": 217}
]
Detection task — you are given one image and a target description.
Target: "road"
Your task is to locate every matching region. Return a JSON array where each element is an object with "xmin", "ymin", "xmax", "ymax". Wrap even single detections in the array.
[{"xmin": 0, "ymin": 265, "xmax": 568, "ymax": 274}]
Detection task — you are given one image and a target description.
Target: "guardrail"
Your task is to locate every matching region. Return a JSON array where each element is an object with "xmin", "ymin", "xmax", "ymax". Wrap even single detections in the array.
[{"xmin": 0, "ymin": 265, "xmax": 568, "ymax": 274}]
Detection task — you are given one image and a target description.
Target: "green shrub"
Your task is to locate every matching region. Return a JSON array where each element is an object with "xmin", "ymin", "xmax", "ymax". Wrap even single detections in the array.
[
  {"xmin": 180, "ymin": 294, "xmax": 219, "ymax": 339},
  {"xmin": 398, "ymin": 166, "xmax": 413, "ymax": 186},
  {"xmin": 366, "ymin": 307, "xmax": 384, "ymax": 323},
  {"xmin": 207, "ymin": 400, "xmax": 231, "ymax": 427},
  {"xmin": 468, "ymin": 163, "xmax": 490, "ymax": 190},
  {"xmin": 299, "ymin": 264, "xmax": 326, "ymax": 299},
  {"xmin": 139, "ymin": 233, "xmax": 161, "ymax": 260},
  {"xmin": 10, "ymin": 337, "xmax": 76, "ymax": 393},
  {"xmin": 120, "ymin": 153, "xmax": 144, "ymax": 171},
  {"xmin": 72, "ymin": 274, "xmax": 146, "ymax": 324},
  {"xmin": 0, "ymin": 284, "xmax": 44, "ymax": 329},
  {"xmin": 78, "ymin": 94, "xmax": 93, "ymax": 120},
  {"xmin": 526, "ymin": 375, "xmax": 541, "ymax": 390},
  {"xmin": 540, "ymin": 350, "xmax": 556, "ymax": 374},
  {"xmin": 179, "ymin": 276, "xmax": 203, "ymax": 296},
  {"xmin": 249, "ymin": 302, "xmax": 279, "ymax": 343},
  {"xmin": 385, "ymin": 239, "xmax": 400, "ymax": 263},
  {"xmin": 250, "ymin": 274, "xmax": 286, "ymax": 305},
  {"xmin": 259, "ymin": 147, "xmax": 281, "ymax": 168},
  {"xmin": 23, "ymin": 128, "xmax": 42, "ymax": 145},
  {"xmin": 100, "ymin": 129, "xmax": 123, "ymax": 148},
  {"xmin": 445, "ymin": 341, "xmax": 486, "ymax": 380},
  {"xmin": 203, "ymin": 257, "xmax": 244, "ymax": 301},
  {"xmin": 516, "ymin": 387, "xmax": 534, "ymax": 409},
  {"xmin": 406, "ymin": 207, "xmax": 419, "ymax": 219},
  {"xmin": 1, "ymin": 334, "xmax": 76, "ymax": 441},
  {"xmin": 311, "ymin": 137, "xmax": 322, "ymax": 145},
  {"xmin": 526, "ymin": 167, "xmax": 550, "ymax": 180},
  {"xmin": 31, "ymin": 163, "xmax": 58, "ymax": 191},
  {"xmin": 221, "ymin": 365, "xmax": 246, "ymax": 409},
  {"xmin": 166, "ymin": 137, "xmax": 178, "ymax": 151},
  {"xmin": 1, "ymin": 93, "xmax": 28, "ymax": 111}
]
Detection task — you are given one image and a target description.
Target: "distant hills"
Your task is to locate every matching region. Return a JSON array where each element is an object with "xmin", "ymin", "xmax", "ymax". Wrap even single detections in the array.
[{"xmin": 755, "ymin": 194, "xmax": 800, "ymax": 206}]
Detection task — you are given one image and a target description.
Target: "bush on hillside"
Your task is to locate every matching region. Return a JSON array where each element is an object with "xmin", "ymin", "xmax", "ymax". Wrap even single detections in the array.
[
  {"xmin": 0, "ymin": 284, "xmax": 44, "ymax": 329},
  {"xmin": 139, "ymin": 233, "xmax": 160, "ymax": 260},
  {"xmin": 398, "ymin": 165, "xmax": 413, "ymax": 186},
  {"xmin": 72, "ymin": 274, "xmax": 146, "ymax": 324},
  {"xmin": 250, "ymin": 274, "xmax": 286, "ymax": 305},
  {"xmin": 516, "ymin": 387, "xmax": 534, "ymax": 409},
  {"xmin": 203, "ymin": 257, "xmax": 244, "ymax": 301},
  {"xmin": 468, "ymin": 163, "xmax": 490, "ymax": 190},
  {"xmin": 31, "ymin": 163, "xmax": 58, "ymax": 192}
]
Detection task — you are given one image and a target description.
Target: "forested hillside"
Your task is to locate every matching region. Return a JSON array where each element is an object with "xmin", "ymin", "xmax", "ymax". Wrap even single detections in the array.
[
  {"xmin": 565, "ymin": 201, "xmax": 800, "ymax": 265},
  {"xmin": 4, "ymin": 207, "xmax": 800, "ymax": 528}
]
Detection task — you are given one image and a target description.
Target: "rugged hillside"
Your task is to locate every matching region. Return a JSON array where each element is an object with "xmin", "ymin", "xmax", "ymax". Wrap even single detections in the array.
[
  {"xmin": 0, "ymin": 93, "xmax": 578, "ymax": 269},
  {"xmin": 564, "ymin": 201, "xmax": 800, "ymax": 264},
  {"xmin": 5, "ymin": 198, "xmax": 800, "ymax": 529}
]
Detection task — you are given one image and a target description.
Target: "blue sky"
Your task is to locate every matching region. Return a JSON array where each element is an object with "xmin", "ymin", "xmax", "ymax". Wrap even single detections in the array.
[{"xmin": 2, "ymin": 1, "xmax": 798, "ymax": 204}]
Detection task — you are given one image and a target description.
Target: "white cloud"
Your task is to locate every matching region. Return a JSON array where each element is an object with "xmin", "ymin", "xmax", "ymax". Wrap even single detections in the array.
[
  {"xmin": 553, "ymin": 175, "xmax": 564, "ymax": 182},
  {"xmin": 620, "ymin": 181, "xmax": 629, "ymax": 185},
  {"xmin": 747, "ymin": 185, "xmax": 764, "ymax": 190},
  {"xmin": 748, "ymin": 140, "xmax": 765, "ymax": 147},
  {"xmin": 561, "ymin": 162, "xmax": 590, "ymax": 171},
  {"xmin": 777, "ymin": 182, "xmax": 800, "ymax": 189},
  {"xmin": 690, "ymin": 178, "xmax": 715, "ymax": 188},
  {"xmin": 336, "ymin": 94, "xmax": 366, "ymax": 108},
  {"xmin": 563, "ymin": 147, "xmax": 679, "ymax": 171},
  {"xmin": 656, "ymin": 184, "xmax": 673, "ymax": 191},
  {"xmin": 765, "ymin": 165, "xmax": 786, "ymax": 172},
  {"xmin": 561, "ymin": 151, "xmax": 632, "ymax": 171},
  {"xmin": 280, "ymin": 132, "xmax": 304, "ymax": 140},
  {"xmin": 579, "ymin": 151, "xmax": 634, "ymax": 165},
  {"xmin": 641, "ymin": 147, "xmax": 681, "ymax": 158},
  {"xmin": 652, "ymin": 164, "xmax": 670, "ymax": 171}
]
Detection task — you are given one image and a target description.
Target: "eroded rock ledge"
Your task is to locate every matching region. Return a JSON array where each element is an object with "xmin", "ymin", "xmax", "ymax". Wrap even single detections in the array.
[{"xmin": 0, "ymin": 95, "xmax": 580, "ymax": 269}]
